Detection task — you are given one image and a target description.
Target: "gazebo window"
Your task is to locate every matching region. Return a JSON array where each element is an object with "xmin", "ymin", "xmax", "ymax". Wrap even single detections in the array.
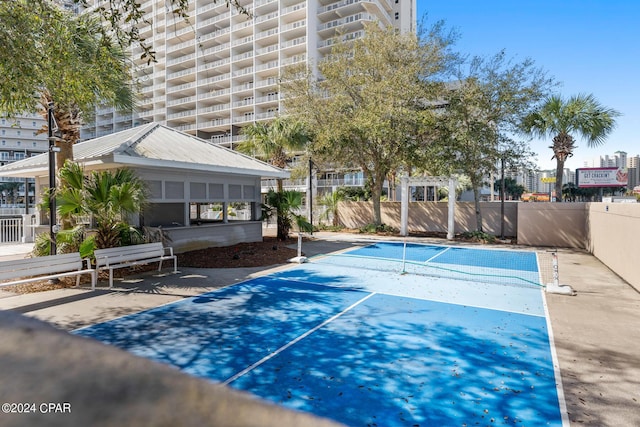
[{"xmin": 189, "ymin": 183, "xmax": 258, "ymax": 224}]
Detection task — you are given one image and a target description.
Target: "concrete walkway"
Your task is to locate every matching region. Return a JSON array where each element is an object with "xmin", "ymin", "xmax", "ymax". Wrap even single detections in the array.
[
  {"xmin": 0, "ymin": 242, "xmax": 33, "ymax": 260},
  {"xmin": 1, "ymin": 234, "xmax": 639, "ymax": 426}
]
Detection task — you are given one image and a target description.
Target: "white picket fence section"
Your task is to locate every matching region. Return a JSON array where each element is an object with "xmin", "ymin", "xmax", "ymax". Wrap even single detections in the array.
[
  {"xmin": 0, "ymin": 218, "xmax": 23, "ymax": 243},
  {"xmin": 0, "ymin": 215, "xmax": 37, "ymax": 244}
]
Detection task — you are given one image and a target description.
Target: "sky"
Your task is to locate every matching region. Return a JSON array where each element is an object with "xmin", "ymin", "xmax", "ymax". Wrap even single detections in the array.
[{"xmin": 417, "ymin": 0, "xmax": 639, "ymax": 171}]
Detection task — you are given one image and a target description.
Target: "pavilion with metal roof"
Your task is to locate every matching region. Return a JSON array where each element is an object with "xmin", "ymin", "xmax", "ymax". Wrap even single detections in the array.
[{"xmin": 0, "ymin": 123, "xmax": 289, "ymax": 251}]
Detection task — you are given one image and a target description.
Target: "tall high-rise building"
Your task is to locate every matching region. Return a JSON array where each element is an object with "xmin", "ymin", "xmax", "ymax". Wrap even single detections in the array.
[
  {"xmin": 0, "ymin": 114, "xmax": 46, "ymax": 207},
  {"xmin": 584, "ymin": 150, "xmax": 627, "ymax": 168},
  {"xmin": 627, "ymin": 154, "xmax": 640, "ymax": 190},
  {"xmin": 82, "ymin": 0, "xmax": 417, "ymax": 145}
]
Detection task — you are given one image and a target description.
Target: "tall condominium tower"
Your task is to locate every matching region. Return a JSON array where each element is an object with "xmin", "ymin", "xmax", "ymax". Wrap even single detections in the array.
[
  {"xmin": 0, "ymin": 114, "xmax": 47, "ymax": 206},
  {"xmin": 82, "ymin": 0, "xmax": 417, "ymax": 145}
]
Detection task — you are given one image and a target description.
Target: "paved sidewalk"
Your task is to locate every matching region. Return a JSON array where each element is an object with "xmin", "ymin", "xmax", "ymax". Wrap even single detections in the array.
[
  {"xmin": 1, "ymin": 234, "xmax": 639, "ymax": 426},
  {"xmin": 0, "ymin": 242, "xmax": 33, "ymax": 260}
]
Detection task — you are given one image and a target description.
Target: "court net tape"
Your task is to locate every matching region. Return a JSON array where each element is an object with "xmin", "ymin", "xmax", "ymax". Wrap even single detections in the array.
[{"xmin": 308, "ymin": 251, "xmax": 546, "ymax": 289}]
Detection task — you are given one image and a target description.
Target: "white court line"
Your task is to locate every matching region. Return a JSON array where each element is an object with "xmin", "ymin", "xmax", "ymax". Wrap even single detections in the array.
[
  {"xmin": 223, "ymin": 292, "xmax": 377, "ymax": 386},
  {"xmin": 541, "ymin": 289, "xmax": 571, "ymax": 426},
  {"xmin": 425, "ymin": 246, "xmax": 451, "ymax": 263}
]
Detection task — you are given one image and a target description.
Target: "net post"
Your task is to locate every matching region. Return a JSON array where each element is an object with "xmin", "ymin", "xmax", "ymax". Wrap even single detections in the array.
[
  {"xmin": 545, "ymin": 250, "xmax": 577, "ymax": 296},
  {"xmin": 288, "ymin": 232, "xmax": 308, "ymax": 264}
]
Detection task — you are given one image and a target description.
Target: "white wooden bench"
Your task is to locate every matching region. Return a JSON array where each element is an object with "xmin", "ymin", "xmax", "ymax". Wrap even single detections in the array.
[
  {"xmin": 94, "ymin": 242, "xmax": 178, "ymax": 288},
  {"xmin": 0, "ymin": 253, "xmax": 97, "ymax": 290}
]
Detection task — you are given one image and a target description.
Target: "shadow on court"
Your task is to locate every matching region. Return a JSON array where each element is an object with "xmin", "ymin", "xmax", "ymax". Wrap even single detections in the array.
[{"xmin": 77, "ymin": 268, "xmax": 563, "ymax": 426}]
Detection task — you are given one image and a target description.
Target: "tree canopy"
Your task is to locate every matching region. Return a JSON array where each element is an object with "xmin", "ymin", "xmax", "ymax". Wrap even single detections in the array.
[
  {"xmin": 1, "ymin": 0, "xmax": 248, "ymax": 118},
  {"xmin": 1, "ymin": 1, "xmax": 136, "ymax": 172},
  {"xmin": 282, "ymin": 21, "xmax": 459, "ymax": 225},
  {"xmin": 430, "ymin": 51, "xmax": 553, "ymax": 230}
]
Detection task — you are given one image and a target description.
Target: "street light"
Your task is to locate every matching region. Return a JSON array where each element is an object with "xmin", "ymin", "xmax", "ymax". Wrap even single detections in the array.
[
  {"xmin": 47, "ymin": 102, "xmax": 62, "ymax": 255},
  {"xmin": 308, "ymin": 158, "xmax": 314, "ymax": 235},
  {"xmin": 500, "ymin": 155, "xmax": 506, "ymax": 239}
]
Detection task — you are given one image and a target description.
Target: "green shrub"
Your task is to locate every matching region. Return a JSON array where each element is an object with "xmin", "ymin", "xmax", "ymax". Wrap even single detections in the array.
[
  {"xmin": 460, "ymin": 231, "xmax": 496, "ymax": 244},
  {"xmin": 358, "ymin": 223, "xmax": 398, "ymax": 234}
]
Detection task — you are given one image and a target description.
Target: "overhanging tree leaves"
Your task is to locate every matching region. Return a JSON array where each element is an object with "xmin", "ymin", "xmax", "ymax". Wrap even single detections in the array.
[
  {"xmin": 1, "ymin": 1, "xmax": 135, "ymax": 172},
  {"xmin": 76, "ymin": 0, "xmax": 249, "ymax": 64},
  {"xmin": 433, "ymin": 51, "xmax": 554, "ymax": 231},
  {"xmin": 1, "ymin": 0, "xmax": 248, "ymax": 123},
  {"xmin": 282, "ymin": 22, "xmax": 457, "ymax": 226}
]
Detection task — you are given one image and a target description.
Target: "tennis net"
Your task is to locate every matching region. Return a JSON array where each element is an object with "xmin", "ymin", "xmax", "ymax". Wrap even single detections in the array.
[{"xmin": 308, "ymin": 241, "xmax": 544, "ymax": 289}]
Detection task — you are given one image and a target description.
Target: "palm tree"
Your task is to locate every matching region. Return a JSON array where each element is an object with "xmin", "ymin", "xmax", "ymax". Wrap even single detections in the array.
[
  {"xmin": 0, "ymin": 182, "xmax": 22, "ymax": 205},
  {"xmin": 34, "ymin": 8, "xmax": 135, "ymax": 172},
  {"xmin": 261, "ymin": 189, "xmax": 312, "ymax": 241},
  {"xmin": 562, "ymin": 182, "xmax": 578, "ymax": 202},
  {"xmin": 319, "ymin": 190, "xmax": 345, "ymax": 227},
  {"xmin": 238, "ymin": 117, "xmax": 312, "ymax": 239},
  {"xmin": 238, "ymin": 117, "xmax": 312, "ymax": 192},
  {"xmin": 522, "ymin": 94, "xmax": 620, "ymax": 202},
  {"xmin": 56, "ymin": 162, "xmax": 147, "ymax": 249}
]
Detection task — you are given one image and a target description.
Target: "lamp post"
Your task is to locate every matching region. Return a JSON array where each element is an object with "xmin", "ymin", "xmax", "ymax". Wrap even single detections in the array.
[
  {"xmin": 308, "ymin": 158, "xmax": 314, "ymax": 235},
  {"xmin": 500, "ymin": 155, "xmax": 506, "ymax": 239},
  {"xmin": 47, "ymin": 102, "xmax": 57, "ymax": 255}
]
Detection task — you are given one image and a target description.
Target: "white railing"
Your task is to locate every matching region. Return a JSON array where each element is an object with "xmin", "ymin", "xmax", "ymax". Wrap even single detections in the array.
[{"xmin": 0, "ymin": 217, "xmax": 23, "ymax": 244}]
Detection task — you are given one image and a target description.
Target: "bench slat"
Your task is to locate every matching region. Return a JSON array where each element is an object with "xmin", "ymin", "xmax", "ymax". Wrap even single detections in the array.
[
  {"xmin": 93, "ymin": 243, "xmax": 176, "ymax": 288},
  {"xmin": 94, "ymin": 243, "xmax": 165, "ymax": 267},
  {"xmin": 0, "ymin": 253, "xmax": 83, "ymax": 281},
  {"xmin": 0, "ymin": 252, "xmax": 96, "ymax": 290}
]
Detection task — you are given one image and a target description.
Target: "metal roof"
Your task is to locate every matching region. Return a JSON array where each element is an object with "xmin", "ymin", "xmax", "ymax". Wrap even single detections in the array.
[{"xmin": 0, "ymin": 123, "xmax": 289, "ymax": 179}]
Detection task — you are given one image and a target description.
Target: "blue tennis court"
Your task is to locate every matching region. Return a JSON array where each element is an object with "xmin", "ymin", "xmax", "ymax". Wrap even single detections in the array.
[{"xmin": 74, "ymin": 241, "xmax": 566, "ymax": 426}]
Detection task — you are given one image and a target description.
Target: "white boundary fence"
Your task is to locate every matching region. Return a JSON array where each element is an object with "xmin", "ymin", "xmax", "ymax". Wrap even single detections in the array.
[{"xmin": 0, "ymin": 215, "xmax": 36, "ymax": 244}]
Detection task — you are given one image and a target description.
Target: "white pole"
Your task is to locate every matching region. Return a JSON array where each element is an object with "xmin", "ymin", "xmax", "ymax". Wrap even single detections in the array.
[
  {"xmin": 400, "ymin": 176, "xmax": 409, "ymax": 236},
  {"xmin": 289, "ymin": 232, "xmax": 307, "ymax": 264},
  {"xmin": 545, "ymin": 250, "xmax": 576, "ymax": 295},
  {"xmin": 401, "ymin": 239, "xmax": 407, "ymax": 273},
  {"xmin": 447, "ymin": 178, "xmax": 456, "ymax": 240},
  {"xmin": 551, "ymin": 251, "xmax": 560, "ymax": 287}
]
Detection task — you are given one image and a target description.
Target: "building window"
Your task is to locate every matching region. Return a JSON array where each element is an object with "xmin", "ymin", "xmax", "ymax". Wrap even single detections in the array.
[
  {"xmin": 395, "ymin": 12, "xmax": 399, "ymax": 19},
  {"xmin": 16, "ymin": 141, "xmax": 21, "ymax": 146},
  {"xmin": 33, "ymin": 142, "xmax": 37, "ymax": 147}
]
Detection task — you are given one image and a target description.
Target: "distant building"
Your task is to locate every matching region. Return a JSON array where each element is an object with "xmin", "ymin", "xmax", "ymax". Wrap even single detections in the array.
[
  {"xmin": 79, "ymin": 0, "xmax": 417, "ymax": 203},
  {"xmin": 81, "ymin": 0, "xmax": 416, "ymax": 143},
  {"xmin": 582, "ymin": 150, "xmax": 639, "ymax": 191},
  {"xmin": 584, "ymin": 151, "xmax": 627, "ymax": 168},
  {"xmin": 0, "ymin": 114, "xmax": 48, "ymax": 210},
  {"xmin": 627, "ymin": 154, "xmax": 640, "ymax": 190}
]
